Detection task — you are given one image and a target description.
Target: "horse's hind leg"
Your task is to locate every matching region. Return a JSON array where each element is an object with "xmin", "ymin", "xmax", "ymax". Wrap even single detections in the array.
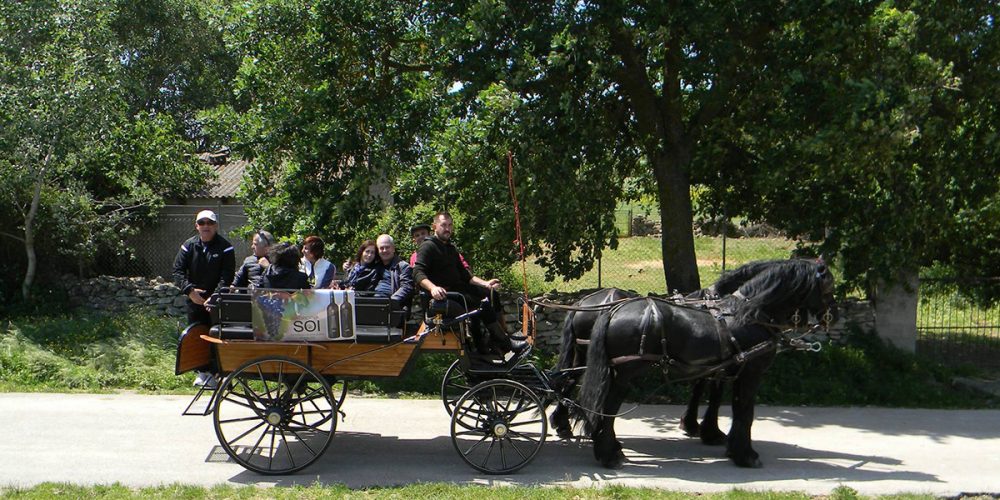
[
  {"xmin": 698, "ymin": 379, "xmax": 727, "ymax": 446},
  {"xmin": 591, "ymin": 381, "xmax": 629, "ymax": 469},
  {"xmin": 679, "ymin": 379, "xmax": 706, "ymax": 437}
]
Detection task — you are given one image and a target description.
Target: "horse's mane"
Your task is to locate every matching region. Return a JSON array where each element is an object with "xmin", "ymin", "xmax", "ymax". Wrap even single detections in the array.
[
  {"xmin": 730, "ymin": 259, "xmax": 826, "ymax": 326},
  {"xmin": 712, "ymin": 260, "xmax": 786, "ymax": 296}
]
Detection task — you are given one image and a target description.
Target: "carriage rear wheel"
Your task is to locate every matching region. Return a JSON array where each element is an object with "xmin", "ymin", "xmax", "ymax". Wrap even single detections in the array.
[
  {"xmin": 450, "ymin": 379, "xmax": 547, "ymax": 474},
  {"xmin": 213, "ymin": 356, "xmax": 337, "ymax": 475}
]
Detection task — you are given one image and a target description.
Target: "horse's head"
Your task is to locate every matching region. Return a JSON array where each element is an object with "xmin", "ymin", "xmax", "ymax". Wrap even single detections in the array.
[
  {"xmin": 732, "ymin": 259, "xmax": 838, "ymax": 329},
  {"xmin": 807, "ymin": 261, "xmax": 838, "ymax": 328}
]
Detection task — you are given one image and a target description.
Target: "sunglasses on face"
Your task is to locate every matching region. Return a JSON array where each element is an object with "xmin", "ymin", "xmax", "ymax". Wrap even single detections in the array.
[
  {"xmin": 197, "ymin": 220, "xmax": 216, "ymax": 226},
  {"xmin": 256, "ymin": 231, "xmax": 271, "ymax": 245}
]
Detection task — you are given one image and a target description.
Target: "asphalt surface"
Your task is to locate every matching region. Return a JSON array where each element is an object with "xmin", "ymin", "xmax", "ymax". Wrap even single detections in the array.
[{"xmin": 2, "ymin": 392, "xmax": 999, "ymax": 495}]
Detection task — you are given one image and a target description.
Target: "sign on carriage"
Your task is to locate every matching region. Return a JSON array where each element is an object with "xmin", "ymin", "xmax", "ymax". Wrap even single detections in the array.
[{"xmin": 251, "ymin": 289, "xmax": 357, "ymax": 341}]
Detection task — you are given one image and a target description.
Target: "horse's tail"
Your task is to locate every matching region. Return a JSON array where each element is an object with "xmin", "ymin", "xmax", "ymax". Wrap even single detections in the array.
[
  {"xmin": 555, "ymin": 311, "xmax": 577, "ymax": 371},
  {"xmin": 576, "ymin": 308, "xmax": 614, "ymax": 435}
]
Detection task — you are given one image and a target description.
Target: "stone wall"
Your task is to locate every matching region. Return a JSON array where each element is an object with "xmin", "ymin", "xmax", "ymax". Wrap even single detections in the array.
[
  {"xmin": 64, "ymin": 277, "xmax": 876, "ymax": 353},
  {"xmin": 65, "ymin": 275, "xmax": 187, "ymax": 317}
]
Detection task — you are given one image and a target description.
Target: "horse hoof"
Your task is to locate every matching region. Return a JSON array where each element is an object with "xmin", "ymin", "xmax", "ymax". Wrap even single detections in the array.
[
  {"xmin": 728, "ymin": 454, "xmax": 763, "ymax": 468},
  {"xmin": 700, "ymin": 429, "xmax": 726, "ymax": 446},
  {"xmin": 601, "ymin": 454, "xmax": 627, "ymax": 469},
  {"xmin": 679, "ymin": 420, "xmax": 700, "ymax": 438},
  {"xmin": 555, "ymin": 427, "xmax": 574, "ymax": 440}
]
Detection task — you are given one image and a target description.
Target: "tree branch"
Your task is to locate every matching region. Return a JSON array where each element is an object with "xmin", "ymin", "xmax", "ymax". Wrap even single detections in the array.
[{"xmin": 0, "ymin": 231, "xmax": 26, "ymax": 243}]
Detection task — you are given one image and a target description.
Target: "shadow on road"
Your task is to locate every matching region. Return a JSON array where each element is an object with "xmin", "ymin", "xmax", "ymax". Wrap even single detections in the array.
[{"xmin": 221, "ymin": 430, "xmax": 937, "ymax": 488}]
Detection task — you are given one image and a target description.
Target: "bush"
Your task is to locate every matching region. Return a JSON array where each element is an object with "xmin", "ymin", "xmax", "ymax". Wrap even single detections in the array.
[{"xmin": 1, "ymin": 306, "xmax": 191, "ymax": 392}]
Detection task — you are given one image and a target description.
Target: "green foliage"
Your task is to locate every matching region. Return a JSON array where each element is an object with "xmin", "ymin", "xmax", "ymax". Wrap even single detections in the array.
[
  {"xmin": 0, "ymin": 308, "xmax": 190, "ymax": 392},
  {"xmin": 0, "ymin": 0, "xmax": 228, "ymax": 298},
  {"xmin": 204, "ymin": 0, "xmax": 446, "ymax": 258}
]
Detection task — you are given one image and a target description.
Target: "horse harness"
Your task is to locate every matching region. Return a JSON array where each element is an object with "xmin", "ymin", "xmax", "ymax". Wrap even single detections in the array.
[{"xmin": 603, "ymin": 295, "xmax": 825, "ymax": 383}]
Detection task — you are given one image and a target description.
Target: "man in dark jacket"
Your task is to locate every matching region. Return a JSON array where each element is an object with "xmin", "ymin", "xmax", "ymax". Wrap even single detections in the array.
[
  {"xmin": 412, "ymin": 212, "xmax": 526, "ymax": 357},
  {"xmin": 232, "ymin": 229, "xmax": 274, "ymax": 288},
  {"xmin": 173, "ymin": 209, "xmax": 236, "ymax": 326},
  {"xmin": 374, "ymin": 234, "xmax": 414, "ymax": 311}
]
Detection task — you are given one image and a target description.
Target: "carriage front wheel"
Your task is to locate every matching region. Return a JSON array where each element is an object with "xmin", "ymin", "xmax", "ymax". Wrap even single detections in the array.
[
  {"xmin": 213, "ymin": 356, "xmax": 337, "ymax": 475},
  {"xmin": 450, "ymin": 379, "xmax": 547, "ymax": 474}
]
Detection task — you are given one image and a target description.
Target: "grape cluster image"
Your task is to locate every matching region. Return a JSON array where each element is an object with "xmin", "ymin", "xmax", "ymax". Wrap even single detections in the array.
[{"xmin": 255, "ymin": 293, "xmax": 287, "ymax": 339}]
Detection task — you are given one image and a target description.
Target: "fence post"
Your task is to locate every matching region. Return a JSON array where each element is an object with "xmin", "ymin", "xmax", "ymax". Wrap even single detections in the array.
[
  {"xmin": 627, "ymin": 208, "xmax": 632, "ymax": 238},
  {"xmin": 874, "ymin": 270, "xmax": 918, "ymax": 353},
  {"xmin": 597, "ymin": 257, "xmax": 602, "ymax": 289},
  {"xmin": 721, "ymin": 205, "xmax": 728, "ymax": 272}
]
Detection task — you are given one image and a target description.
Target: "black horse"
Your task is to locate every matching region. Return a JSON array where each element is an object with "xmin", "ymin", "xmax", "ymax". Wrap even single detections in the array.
[
  {"xmin": 549, "ymin": 287, "xmax": 638, "ymax": 439},
  {"xmin": 551, "ymin": 260, "xmax": 794, "ymax": 443},
  {"xmin": 678, "ymin": 259, "xmax": 807, "ymax": 444},
  {"xmin": 576, "ymin": 259, "xmax": 836, "ymax": 469}
]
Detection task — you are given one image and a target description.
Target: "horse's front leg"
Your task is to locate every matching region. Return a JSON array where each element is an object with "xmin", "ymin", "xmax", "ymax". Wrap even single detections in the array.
[
  {"xmin": 679, "ymin": 379, "xmax": 705, "ymax": 437},
  {"xmin": 726, "ymin": 367, "xmax": 766, "ymax": 468},
  {"xmin": 699, "ymin": 379, "xmax": 727, "ymax": 446}
]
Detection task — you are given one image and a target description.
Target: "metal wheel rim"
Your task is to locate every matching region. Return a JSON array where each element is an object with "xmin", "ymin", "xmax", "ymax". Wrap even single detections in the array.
[
  {"xmin": 441, "ymin": 359, "xmax": 470, "ymax": 416},
  {"xmin": 213, "ymin": 356, "xmax": 337, "ymax": 475},
  {"xmin": 450, "ymin": 379, "xmax": 547, "ymax": 475}
]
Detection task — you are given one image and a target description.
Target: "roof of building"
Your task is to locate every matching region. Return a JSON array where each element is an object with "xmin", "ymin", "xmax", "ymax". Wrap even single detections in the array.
[{"xmin": 195, "ymin": 149, "xmax": 250, "ymax": 199}]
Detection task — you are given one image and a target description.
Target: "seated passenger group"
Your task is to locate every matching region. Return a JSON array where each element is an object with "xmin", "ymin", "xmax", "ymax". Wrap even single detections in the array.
[{"xmin": 229, "ymin": 231, "xmax": 415, "ymax": 310}]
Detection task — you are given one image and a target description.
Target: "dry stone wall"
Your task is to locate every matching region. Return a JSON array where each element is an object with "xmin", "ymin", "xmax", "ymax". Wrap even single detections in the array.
[{"xmin": 63, "ymin": 277, "xmax": 875, "ymax": 353}]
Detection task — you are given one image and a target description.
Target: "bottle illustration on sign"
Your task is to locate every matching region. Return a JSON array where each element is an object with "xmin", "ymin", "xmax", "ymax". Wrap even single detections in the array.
[
  {"xmin": 339, "ymin": 293, "xmax": 354, "ymax": 338},
  {"xmin": 327, "ymin": 293, "xmax": 341, "ymax": 339}
]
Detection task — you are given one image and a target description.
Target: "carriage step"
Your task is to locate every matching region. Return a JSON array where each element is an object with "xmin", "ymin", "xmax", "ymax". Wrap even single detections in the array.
[{"xmin": 181, "ymin": 385, "xmax": 217, "ymax": 417}]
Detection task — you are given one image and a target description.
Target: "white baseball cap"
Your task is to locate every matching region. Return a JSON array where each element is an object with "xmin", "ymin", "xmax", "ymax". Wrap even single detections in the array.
[{"xmin": 195, "ymin": 210, "xmax": 218, "ymax": 223}]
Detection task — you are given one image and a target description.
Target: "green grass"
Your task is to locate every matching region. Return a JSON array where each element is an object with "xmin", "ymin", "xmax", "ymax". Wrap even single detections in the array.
[
  {"xmin": 0, "ymin": 483, "xmax": 921, "ymax": 499},
  {"xmin": 2, "ymin": 305, "xmax": 994, "ymax": 408},
  {"xmin": 520, "ymin": 236, "xmax": 797, "ymax": 295},
  {"xmin": 0, "ymin": 307, "xmax": 194, "ymax": 392}
]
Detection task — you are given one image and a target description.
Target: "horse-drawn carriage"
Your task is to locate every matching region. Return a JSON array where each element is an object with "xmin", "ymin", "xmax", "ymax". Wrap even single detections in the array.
[
  {"xmin": 175, "ymin": 258, "xmax": 837, "ymax": 475},
  {"xmin": 175, "ymin": 287, "xmax": 560, "ymax": 475}
]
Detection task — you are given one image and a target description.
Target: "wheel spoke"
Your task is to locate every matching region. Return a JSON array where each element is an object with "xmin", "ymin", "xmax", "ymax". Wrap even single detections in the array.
[
  {"xmin": 267, "ymin": 426, "xmax": 277, "ymax": 470},
  {"xmin": 255, "ymin": 364, "xmax": 273, "ymax": 402},
  {"xmin": 224, "ymin": 421, "xmax": 266, "ymax": 448},
  {"xmin": 480, "ymin": 438, "xmax": 498, "ymax": 469},
  {"xmin": 462, "ymin": 435, "xmax": 490, "ymax": 457},
  {"xmin": 218, "ymin": 415, "xmax": 269, "ymax": 425},
  {"xmin": 243, "ymin": 424, "xmax": 270, "ymax": 460},
  {"xmin": 286, "ymin": 426, "xmax": 318, "ymax": 457},
  {"xmin": 498, "ymin": 436, "xmax": 507, "ymax": 471},
  {"xmin": 508, "ymin": 419, "xmax": 544, "ymax": 427},
  {"xmin": 503, "ymin": 434, "xmax": 528, "ymax": 461},
  {"xmin": 506, "ymin": 428, "xmax": 540, "ymax": 445},
  {"xmin": 278, "ymin": 427, "xmax": 296, "ymax": 468}
]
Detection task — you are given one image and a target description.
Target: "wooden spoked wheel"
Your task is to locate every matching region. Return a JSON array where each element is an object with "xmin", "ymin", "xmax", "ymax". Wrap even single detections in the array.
[
  {"xmin": 213, "ymin": 356, "xmax": 337, "ymax": 474},
  {"xmin": 450, "ymin": 379, "xmax": 547, "ymax": 474}
]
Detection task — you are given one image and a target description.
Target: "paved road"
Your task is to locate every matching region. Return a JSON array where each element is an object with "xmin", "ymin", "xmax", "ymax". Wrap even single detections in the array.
[{"xmin": 2, "ymin": 393, "xmax": 999, "ymax": 495}]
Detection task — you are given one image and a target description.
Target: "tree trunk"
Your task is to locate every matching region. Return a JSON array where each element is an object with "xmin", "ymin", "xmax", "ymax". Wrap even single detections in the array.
[
  {"xmin": 650, "ymin": 149, "xmax": 701, "ymax": 293},
  {"xmin": 22, "ymin": 160, "xmax": 47, "ymax": 301}
]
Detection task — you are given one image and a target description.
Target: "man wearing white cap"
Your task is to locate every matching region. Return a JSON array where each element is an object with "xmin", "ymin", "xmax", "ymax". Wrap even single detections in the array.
[
  {"xmin": 172, "ymin": 209, "xmax": 236, "ymax": 326},
  {"xmin": 172, "ymin": 209, "xmax": 235, "ymax": 388}
]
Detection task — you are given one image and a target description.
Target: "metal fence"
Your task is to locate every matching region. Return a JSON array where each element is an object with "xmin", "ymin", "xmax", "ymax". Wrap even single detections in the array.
[
  {"xmin": 523, "ymin": 209, "xmax": 798, "ymax": 295},
  {"xmin": 917, "ymin": 277, "xmax": 1000, "ymax": 371},
  {"xmin": 108, "ymin": 204, "xmax": 250, "ymax": 279}
]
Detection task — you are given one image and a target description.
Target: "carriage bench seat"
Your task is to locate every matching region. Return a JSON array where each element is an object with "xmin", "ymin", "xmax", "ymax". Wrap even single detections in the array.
[{"xmin": 208, "ymin": 291, "xmax": 408, "ymax": 343}]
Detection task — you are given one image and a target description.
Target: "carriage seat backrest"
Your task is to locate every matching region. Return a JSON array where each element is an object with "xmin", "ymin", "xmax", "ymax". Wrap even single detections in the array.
[
  {"xmin": 354, "ymin": 294, "xmax": 407, "ymax": 327},
  {"xmin": 217, "ymin": 293, "xmax": 253, "ymax": 324},
  {"xmin": 210, "ymin": 292, "xmax": 254, "ymax": 340}
]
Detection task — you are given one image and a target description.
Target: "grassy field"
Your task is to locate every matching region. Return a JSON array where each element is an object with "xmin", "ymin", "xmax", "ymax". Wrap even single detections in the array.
[
  {"xmin": 0, "ymin": 483, "xmax": 927, "ymax": 499},
  {"xmin": 520, "ymin": 235, "xmax": 797, "ymax": 294}
]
